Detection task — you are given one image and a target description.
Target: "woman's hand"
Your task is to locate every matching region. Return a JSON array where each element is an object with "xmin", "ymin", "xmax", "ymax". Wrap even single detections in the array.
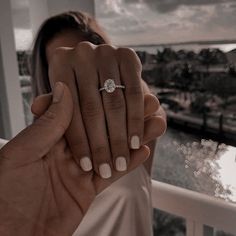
[
  {"xmin": 48, "ymin": 42, "xmax": 165, "ymax": 178},
  {"xmin": 0, "ymin": 82, "xmax": 150, "ymax": 236}
]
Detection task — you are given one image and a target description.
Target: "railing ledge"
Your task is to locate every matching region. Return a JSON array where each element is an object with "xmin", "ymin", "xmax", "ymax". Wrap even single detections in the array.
[{"xmin": 152, "ymin": 180, "xmax": 236, "ymax": 235}]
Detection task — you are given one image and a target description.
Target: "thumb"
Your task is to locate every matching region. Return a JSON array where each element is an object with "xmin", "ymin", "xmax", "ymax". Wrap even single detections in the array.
[
  {"xmin": 31, "ymin": 93, "xmax": 52, "ymax": 117},
  {"xmin": 0, "ymin": 82, "xmax": 73, "ymax": 166}
]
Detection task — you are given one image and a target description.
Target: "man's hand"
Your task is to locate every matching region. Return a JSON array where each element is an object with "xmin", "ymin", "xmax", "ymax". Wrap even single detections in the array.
[{"xmin": 0, "ymin": 82, "xmax": 150, "ymax": 236}]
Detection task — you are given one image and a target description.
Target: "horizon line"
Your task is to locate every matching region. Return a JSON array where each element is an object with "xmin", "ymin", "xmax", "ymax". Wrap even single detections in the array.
[{"xmin": 120, "ymin": 39, "xmax": 236, "ymax": 48}]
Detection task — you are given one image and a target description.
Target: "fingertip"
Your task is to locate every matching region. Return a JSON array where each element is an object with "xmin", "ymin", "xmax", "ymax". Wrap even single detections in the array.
[
  {"xmin": 158, "ymin": 116, "xmax": 167, "ymax": 135},
  {"xmin": 130, "ymin": 145, "xmax": 150, "ymax": 164},
  {"xmin": 31, "ymin": 103, "xmax": 38, "ymax": 117},
  {"xmin": 31, "ymin": 94, "xmax": 52, "ymax": 117},
  {"xmin": 31, "ymin": 96, "xmax": 41, "ymax": 116},
  {"xmin": 142, "ymin": 145, "xmax": 151, "ymax": 160},
  {"xmin": 143, "ymin": 116, "xmax": 167, "ymax": 144},
  {"xmin": 144, "ymin": 94, "xmax": 160, "ymax": 118}
]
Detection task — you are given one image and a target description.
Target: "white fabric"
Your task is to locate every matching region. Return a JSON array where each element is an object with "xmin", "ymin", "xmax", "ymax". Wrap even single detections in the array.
[
  {"xmin": 73, "ymin": 165, "xmax": 153, "ymax": 236},
  {"xmin": 0, "ymin": 138, "xmax": 8, "ymax": 149}
]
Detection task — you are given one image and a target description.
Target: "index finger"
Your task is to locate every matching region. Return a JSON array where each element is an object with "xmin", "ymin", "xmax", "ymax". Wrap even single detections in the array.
[{"xmin": 48, "ymin": 48, "xmax": 92, "ymax": 172}]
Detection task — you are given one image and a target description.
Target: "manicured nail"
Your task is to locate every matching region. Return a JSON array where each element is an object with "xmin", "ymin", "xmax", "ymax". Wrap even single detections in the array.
[
  {"xmin": 99, "ymin": 163, "xmax": 112, "ymax": 179},
  {"xmin": 80, "ymin": 157, "xmax": 92, "ymax": 172},
  {"xmin": 131, "ymin": 135, "xmax": 140, "ymax": 149},
  {"xmin": 53, "ymin": 82, "xmax": 64, "ymax": 103},
  {"xmin": 116, "ymin": 157, "xmax": 127, "ymax": 172}
]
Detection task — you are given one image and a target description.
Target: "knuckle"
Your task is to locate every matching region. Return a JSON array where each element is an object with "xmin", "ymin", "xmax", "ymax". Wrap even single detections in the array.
[
  {"xmin": 130, "ymin": 116, "xmax": 143, "ymax": 125},
  {"xmin": 96, "ymin": 44, "xmax": 116, "ymax": 57},
  {"xmin": 117, "ymin": 47, "xmax": 136, "ymax": 56},
  {"xmin": 49, "ymin": 47, "xmax": 69, "ymax": 66},
  {"xmin": 75, "ymin": 41, "xmax": 95, "ymax": 64},
  {"xmin": 103, "ymin": 95, "xmax": 125, "ymax": 111},
  {"xmin": 126, "ymin": 85, "xmax": 142, "ymax": 96},
  {"xmin": 111, "ymin": 138, "xmax": 127, "ymax": 149},
  {"xmin": 81, "ymin": 100, "xmax": 101, "ymax": 118},
  {"xmin": 75, "ymin": 41, "xmax": 95, "ymax": 53},
  {"xmin": 42, "ymin": 110, "xmax": 57, "ymax": 121},
  {"xmin": 117, "ymin": 47, "xmax": 142, "ymax": 71}
]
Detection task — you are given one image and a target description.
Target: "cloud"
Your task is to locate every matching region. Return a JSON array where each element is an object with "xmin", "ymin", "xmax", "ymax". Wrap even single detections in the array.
[
  {"xmin": 95, "ymin": 0, "xmax": 236, "ymax": 46},
  {"xmin": 96, "ymin": 0, "xmax": 126, "ymax": 18},
  {"xmin": 123, "ymin": 0, "xmax": 236, "ymax": 13}
]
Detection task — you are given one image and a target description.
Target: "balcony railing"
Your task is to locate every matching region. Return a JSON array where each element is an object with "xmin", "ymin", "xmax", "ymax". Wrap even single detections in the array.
[{"xmin": 152, "ymin": 180, "xmax": 236, "ymax": 236}]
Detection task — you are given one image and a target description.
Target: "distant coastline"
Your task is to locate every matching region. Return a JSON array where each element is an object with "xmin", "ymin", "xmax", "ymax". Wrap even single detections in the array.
[
  {"xmin": 123, "ymin": 39, "xmax": 236, "ymax": 48},
  {"xmin": 123, "ymin": 40, "xmax": 236, "ymax": 54}
]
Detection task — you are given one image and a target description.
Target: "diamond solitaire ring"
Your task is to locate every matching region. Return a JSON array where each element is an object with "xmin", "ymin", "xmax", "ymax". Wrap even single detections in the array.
[{"xmin": 99, "ymin": 79, "xmax": 125, "ymax": 93}]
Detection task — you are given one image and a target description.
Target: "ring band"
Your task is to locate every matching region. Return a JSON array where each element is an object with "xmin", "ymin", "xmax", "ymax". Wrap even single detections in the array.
[{"xmin": 99, "ymin": 79, "xmax": 125, "ymax": 93}]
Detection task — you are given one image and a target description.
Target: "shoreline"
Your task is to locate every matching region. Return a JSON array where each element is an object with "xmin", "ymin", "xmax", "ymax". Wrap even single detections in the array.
[{"xmin": 166, "ymin": 110, "xmax": 236, "ymax": 146}]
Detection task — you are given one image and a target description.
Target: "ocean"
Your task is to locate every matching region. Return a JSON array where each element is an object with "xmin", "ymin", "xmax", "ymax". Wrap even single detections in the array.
[{"xmin": 130, "ymin": 43, "xmax": 236, "ymax": 54}]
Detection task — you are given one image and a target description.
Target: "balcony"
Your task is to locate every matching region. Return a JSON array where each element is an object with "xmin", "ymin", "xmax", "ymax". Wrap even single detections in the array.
[{"xmin": 152, "ymin": 180, "xmax": 236, "ymax": 236}]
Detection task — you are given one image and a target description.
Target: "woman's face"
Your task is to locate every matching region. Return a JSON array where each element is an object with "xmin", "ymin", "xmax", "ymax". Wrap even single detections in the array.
[{"xmin": 46, "ymin": 30, "xmax": 85, "ymax": 62}]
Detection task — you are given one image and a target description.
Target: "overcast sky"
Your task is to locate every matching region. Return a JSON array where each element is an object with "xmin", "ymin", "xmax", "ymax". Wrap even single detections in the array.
[{"xmin": 95, "ymin": 0, "xmax": 236, "ymax": 46}]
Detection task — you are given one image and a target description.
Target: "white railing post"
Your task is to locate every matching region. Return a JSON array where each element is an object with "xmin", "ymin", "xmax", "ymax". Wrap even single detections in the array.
[
  {"xmin": 152, "ymin": 180, "xmax": 236, "ymax": 235},
  {"xmin": 203, "ymin": 225, "xmax": 214, "ymax": 236},
  {"xmin": 0, "ymin": 0, "xmax": 26, "ymax": 139},
  {"xmin": 186, "ymin": 220, "xmax": 204, "ymax": 236},
  {"xmin": 186, "ymin": 220, "xmax": 195, "ymax": 236}
]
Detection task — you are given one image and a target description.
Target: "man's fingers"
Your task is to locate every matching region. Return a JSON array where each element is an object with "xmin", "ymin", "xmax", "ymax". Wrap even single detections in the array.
[
  {"xmin": 31, "ymin": 94, "xmax": 52, "ymax": 117},
  {"xmin": 144, "ymin": 94, "xmax": 160, "ymax": 119},
  {"xmin": 0, "ymin": 82, "xmax": 73, "ymax": 166},
  {"xmin": 143, "ymin": 116, "xmax": 167, "ymax": 144}
]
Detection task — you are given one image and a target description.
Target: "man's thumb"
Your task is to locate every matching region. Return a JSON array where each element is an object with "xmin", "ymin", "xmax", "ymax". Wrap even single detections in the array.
[{"xmin": 0, "ymin": 82, "xmax": 73, "ymax": 165}]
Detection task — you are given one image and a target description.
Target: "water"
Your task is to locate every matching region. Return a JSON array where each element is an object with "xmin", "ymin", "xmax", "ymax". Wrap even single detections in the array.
[
  {"xmin": 152, "ymin": 128, "xmax": 236, "ymax": 202},
  {"xmin": 130, "ymin": 43, "xmax": 236, "ymax": 54}
]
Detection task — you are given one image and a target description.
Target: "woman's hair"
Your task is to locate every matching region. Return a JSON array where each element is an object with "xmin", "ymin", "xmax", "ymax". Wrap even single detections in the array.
[{"xmin": 31, "ymin": 11, "xmax": 110, "ymax": 97}]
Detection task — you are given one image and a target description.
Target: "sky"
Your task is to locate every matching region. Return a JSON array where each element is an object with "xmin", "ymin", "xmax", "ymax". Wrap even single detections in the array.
[{"xmin": 95, "ymin": 0, "xmax": 236, "ymax": 46}]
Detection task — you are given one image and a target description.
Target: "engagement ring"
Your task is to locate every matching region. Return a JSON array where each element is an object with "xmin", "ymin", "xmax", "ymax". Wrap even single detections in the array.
[{"xmin": 99, "ymin": 79, "xmax": 125, "ymax": 93}]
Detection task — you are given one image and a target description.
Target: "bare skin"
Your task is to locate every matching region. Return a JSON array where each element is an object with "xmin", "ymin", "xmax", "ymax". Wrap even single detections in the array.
[
  {"xmin": 0, "ymin": 31, "xmax": 166, "ymax": 235},
  {"xmin": 0, "ymin": 83, "xmax": 163, "ymax": 236},
  {"xmin": 45, "ymin": 31, "xmax": 166, "ymax": 176}
]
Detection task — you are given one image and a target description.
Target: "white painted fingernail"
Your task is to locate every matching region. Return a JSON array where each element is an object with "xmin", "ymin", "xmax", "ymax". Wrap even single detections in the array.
[
  {"xmin": 99, "ymin": 163, "xmax": 112, "ymax": 179},
  {"xmin": 116, "ymin": 157, "xmax": 127, "ymax": 171},
  {"xmin": 131, "ymin": 135, "xmax": 140, "ymax": 149},
  {"xmin": 80, "ymin": 157, "xmax": 92, "ymax": 171}
]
